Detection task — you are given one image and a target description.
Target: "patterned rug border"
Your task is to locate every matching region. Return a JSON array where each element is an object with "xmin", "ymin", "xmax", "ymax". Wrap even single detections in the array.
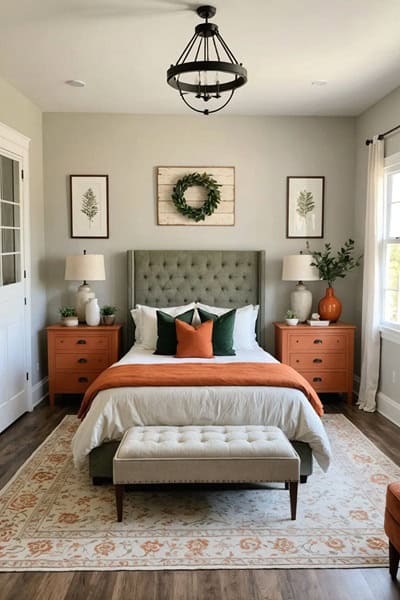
[
  {"xmin": 0, "ymin": 413, "xmax": 397, "ymax": 572},
  {"xmin": 0, "ymin": 416, "xmax": 71, "ymax": 500},
  {"xmin": 324, "ymin": 413, "xmax": 400, "ymax": 469}
]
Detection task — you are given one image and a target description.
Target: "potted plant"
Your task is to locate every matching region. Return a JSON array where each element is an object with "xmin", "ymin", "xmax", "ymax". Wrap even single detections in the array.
[
  {"xmin": 59, "ymin": 306, "xmax": 78, "ymax": 327},
  {"xmin": 101, "ymin": 305, "xmax": 117, "ymax": 325},
  {"xmin": 310, "ymin": 238, "xmax": 362, "ymax": 322},
  {"xmin": 285, "ymin": 309, "xmax": 299, "ymax": 326}
]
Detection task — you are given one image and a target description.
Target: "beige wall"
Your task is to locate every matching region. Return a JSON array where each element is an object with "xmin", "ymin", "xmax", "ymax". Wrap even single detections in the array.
[
  {"xmin": 355, "ymin": 85, "xmax": 400, "ymax": 408},
  {"xmin": 43, "ymin": 113, "xmax": 356, "ymax": 354},
  {"xmin": 0, "ymin": 76, "xmax": 46, "ymax": 385}
]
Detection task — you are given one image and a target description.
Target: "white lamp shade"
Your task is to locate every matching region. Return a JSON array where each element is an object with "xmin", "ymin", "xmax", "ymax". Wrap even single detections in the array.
[
  {"xmin": 282, "ymin": 254, "xmax": 319, "ymax": 282},
  {"xmin": 65, "ymin": 254, "xmax": 106, "ymax": 281}
]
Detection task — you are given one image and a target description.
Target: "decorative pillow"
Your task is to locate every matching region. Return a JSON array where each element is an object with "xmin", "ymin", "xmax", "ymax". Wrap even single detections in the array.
[
  {"xmin": 130, "ymin": 308, "xmax": 142, "ymax": 344},
  {"xmin": 175, "ymin": 320, "xmax": 214, "ymax": 359},
  {"xmin": 132, "ymin": 303, "xmax": 196, "ymax": 349},
  {"xmin": 197, "ymin": 308, "xmax": 236, "ymax": 356},
  {"xmin": 195, "ymin": 303, "xmax": 259, "ymax": 350},
  {"xmin": 154, "ymin": 309, "xmax": 195, "ymax": 355}
]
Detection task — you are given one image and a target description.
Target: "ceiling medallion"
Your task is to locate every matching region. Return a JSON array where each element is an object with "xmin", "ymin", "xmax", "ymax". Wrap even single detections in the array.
[{"xmin": 167, "ymin": 5, "xmax": 247, "ymax": 115}]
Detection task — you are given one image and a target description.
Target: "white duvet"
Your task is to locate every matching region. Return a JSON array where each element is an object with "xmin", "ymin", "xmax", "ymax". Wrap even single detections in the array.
[{"xmin": 72, "ymin": 344, "xmax": 331, "ymax": 471}]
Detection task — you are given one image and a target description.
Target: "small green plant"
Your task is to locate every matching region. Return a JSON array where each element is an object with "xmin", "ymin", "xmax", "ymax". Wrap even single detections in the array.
[
  {"xmin": 310, "ymin": 239, "xmax": 362, "ymax": 287},
  {"xmin": 285, "ymin": 309, "xmax": 297, "ymax": 319},
  {"xmin": 59, "ymin": 306, "xmax": 76, "ymax": 318},
  {"xmin": 100, "ymin": 305, "xmax": 117, "ymax": 316}
]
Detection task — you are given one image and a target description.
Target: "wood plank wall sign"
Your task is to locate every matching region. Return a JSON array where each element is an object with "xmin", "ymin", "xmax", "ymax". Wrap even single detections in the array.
[{"xmin": 157, "ymin": 166, "xmax": 235, "ymax": 226}]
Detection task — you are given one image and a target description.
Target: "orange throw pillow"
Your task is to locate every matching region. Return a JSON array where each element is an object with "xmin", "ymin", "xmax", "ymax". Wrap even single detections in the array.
[{"xmin": 175, "ymin": 319, "xmax": 214, "ymax": 358}]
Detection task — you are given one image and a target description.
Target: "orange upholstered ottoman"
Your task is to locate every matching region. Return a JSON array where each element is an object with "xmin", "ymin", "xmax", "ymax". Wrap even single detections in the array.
[{"xmin": 384, "ymin": 482, "xmax": 400, "ymax": 579}]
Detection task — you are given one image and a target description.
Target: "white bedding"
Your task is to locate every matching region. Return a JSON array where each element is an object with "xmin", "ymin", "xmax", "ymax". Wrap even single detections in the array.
[{"xmin": 72, "ymin": 344, "xmax": 331, "ymax": 471}]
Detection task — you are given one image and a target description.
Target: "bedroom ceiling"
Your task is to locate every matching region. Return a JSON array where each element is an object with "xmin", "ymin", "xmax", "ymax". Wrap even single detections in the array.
[{"xmin": 0, "ymin": 0, "xmax": 400, "ymax": 116}]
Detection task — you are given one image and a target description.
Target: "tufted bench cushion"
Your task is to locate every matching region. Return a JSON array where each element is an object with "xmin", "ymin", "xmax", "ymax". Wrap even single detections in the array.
[{"xmin": 113, "ymin": 425, "xmax": 300, "ymax": 522}]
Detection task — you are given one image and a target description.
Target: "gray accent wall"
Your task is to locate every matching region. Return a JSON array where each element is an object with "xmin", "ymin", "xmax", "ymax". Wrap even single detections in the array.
[
  {"xmin": 43, "ymin": 113, "xmax": 356, "ymax": 354},
  {"xmin": 0, "ymin": 76, "xmax": 46, "ymax": 385}
]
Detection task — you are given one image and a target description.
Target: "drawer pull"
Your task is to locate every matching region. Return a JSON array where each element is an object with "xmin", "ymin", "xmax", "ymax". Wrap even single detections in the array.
[
  {"xmin": 78, "ymin": 358, "xmax": 87, "ymax": 364},
  {"xmin": 313, "ymin": 339, "xmax": 323, "ymax": 344},
  {"xmin": 313, "ymin": 377, "xmax": 322, "ymax": 382},
  {"xmin": 78, "ymin": 377, "xmax": 88, "ymax": 383},
  {"xmin": 77, "ymin": 339, "xmax": 87, "ymax": 345},
  {"xmin": 313, "ymin": 358, "xmax": 322, "ymax": 363}
]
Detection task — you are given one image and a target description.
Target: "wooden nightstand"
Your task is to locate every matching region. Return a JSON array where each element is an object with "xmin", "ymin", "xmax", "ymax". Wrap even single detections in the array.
[
  {"xmin": 47, "ymin": 324, "xmax": 122, "ymax": 406},
  {"xmin": 274, "ymin": 322, "xmax": 356, "ymax": 403}
]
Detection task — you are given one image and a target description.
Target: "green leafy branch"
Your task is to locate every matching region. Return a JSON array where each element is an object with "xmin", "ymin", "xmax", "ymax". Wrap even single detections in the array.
[
  {"xmin": 81, "ymin": 188, "xmax": 98, "ymax": 224},
  {"xmin": 296, "ymin": 190, "xmax": 315, "ymax": 218},
  {"xmin": 310, "ymin": 238, "xmax": 362, "ymax": 287}
]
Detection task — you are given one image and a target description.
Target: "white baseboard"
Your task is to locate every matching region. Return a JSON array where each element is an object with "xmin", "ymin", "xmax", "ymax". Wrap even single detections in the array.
[
  {"xmin": 377, "ymin": 391, "xmax": 400, "ymax": 428},
  {"xmin": 32, "ymin": 377, "xmax": 48, "ymax": 408}
]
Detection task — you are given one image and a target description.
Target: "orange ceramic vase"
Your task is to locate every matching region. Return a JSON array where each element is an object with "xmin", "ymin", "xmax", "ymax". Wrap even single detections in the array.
[{"xmin": 318, "ymin": 287, "xmax": 342, "ymax": 322}]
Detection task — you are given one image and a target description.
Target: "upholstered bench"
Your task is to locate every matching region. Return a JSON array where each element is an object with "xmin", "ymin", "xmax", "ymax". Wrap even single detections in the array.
[
  {"xmin": 113, "ymin": 425, "xmax": 300, "ymax": 522},
  {"xmin": 385, "ymin": 482, "xmax": 400, "ymax": 579}
]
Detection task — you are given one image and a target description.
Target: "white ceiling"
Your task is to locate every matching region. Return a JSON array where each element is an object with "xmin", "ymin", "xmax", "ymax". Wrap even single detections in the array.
[{"xmin": 0, "ymin": 0, "xmax": 400, "ymax": 116}]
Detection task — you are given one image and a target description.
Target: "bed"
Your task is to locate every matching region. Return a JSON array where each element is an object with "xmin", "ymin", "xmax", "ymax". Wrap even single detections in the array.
[{"xmin": 72, "ymin": 250, "xmax": 331, "ymax": 482}]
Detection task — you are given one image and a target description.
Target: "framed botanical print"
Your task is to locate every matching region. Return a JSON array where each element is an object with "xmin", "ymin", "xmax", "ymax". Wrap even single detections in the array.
[
  {"xmin": 286, "ymin": 176, "xmax": 325, "ymax": 239},
  {"xmin": 70, "ymin": 174, "xmax": 109, "ymax": 238}
]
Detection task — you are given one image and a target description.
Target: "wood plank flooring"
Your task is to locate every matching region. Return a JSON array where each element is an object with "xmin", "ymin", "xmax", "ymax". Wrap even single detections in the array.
[{"xmin": 0, "ymin": 396, "xmax": 399, "ymax": 600}]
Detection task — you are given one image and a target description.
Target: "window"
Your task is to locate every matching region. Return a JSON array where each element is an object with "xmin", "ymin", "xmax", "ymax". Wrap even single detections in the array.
[
  {"xmin": 0, "ymin": 155, "xmax": 21, "ymax": 286},
  {"xmin": 383, "ymin": 157, "xmax": 400, "ymax": 327}
]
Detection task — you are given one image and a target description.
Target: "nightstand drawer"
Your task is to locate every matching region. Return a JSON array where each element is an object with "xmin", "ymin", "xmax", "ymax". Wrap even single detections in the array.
[
  {"xmin": 54, "ymin": 371, "xmax": 100, "ymax": 393},
  {"xmin": 302, "ymin": 370, "xmax": 347, "ymax": 392},
  {"xmin": 288, "ymin": 333, "xmax": 346, "ymax": 352},
  {"xmin": 289, "ymin": 353, "xmax": 346, "ymax": 371},
  {"xmin": 54, "ymin": 334, "xmax": 109, "ymax": 353},
  {"xmin": 55, "ymin": 353, "xmax": 109, "ymax": 371}
]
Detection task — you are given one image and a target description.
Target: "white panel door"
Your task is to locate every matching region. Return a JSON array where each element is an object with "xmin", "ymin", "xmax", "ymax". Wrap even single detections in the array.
[{"xmin": 0, "ymin": 152, "xmax": 29, "ymax": 431}]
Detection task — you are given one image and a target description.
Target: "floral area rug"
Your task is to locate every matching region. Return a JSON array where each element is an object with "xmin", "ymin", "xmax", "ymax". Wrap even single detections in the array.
[{"xmin": 0, "ymin": 414, "xmax": 398, "ymax": 571}]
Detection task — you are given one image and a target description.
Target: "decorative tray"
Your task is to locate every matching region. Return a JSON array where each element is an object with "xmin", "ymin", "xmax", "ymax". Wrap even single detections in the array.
[{"xmin": 307, "ymin": 320, "xmax": 330, "ymax": 326}]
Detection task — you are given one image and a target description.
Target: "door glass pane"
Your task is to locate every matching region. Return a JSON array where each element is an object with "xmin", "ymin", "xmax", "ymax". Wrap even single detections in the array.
[
  {"xmin": 12, "ymin": 160, "xmax": 19, "ymax": 204},
  {"xmin": 1, "ymin": 229, "xmax": 20, "ymax": 253},
  {"xmin": 0, "ymin": 201, "xmax": 20, "ymax": 227},
  {"xmin": 1, "ymin": 254, "xmax": 20, "ymax": 285},
  {"xmin": 0, "ymin": 156, "xmax": 19, "ymax": 206}
]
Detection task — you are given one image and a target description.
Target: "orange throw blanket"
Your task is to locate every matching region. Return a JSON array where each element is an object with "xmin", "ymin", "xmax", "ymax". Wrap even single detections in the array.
[{"xmin": 78, "ymin": 362, "xmax": 324, "ymax": 419}]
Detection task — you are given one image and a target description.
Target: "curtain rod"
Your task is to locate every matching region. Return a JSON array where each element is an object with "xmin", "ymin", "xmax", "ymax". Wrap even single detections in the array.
[{"xmin": 365, "ymin": 123, "xmax": 400, "ymax": 146}]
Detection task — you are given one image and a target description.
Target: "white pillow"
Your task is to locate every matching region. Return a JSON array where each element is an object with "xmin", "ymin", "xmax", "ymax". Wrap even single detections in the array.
[
  {"xmin": 132, "ymin": 303, "xmax": 196, "ymax": 350},
  {"xmin": 196, "ymin": 303, "xmax": 259, "ymax": 350}
]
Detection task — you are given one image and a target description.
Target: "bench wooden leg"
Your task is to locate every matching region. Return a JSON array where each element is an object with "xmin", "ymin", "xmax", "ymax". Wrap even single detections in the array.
[
  {"xmin": 115, "ymin": 484, "xmax": 124, "ymax": 522},
  {"xmin": 389, "ymin": 541, "xmax": 399, "ymax": 580},
  {"xmin": 289, "ymin": 481, "xmax": 298, "ymax": 520}
]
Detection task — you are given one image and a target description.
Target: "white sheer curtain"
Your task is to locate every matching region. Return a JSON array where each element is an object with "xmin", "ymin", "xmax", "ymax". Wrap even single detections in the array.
[{"xmin": 358, "ymin": 137, "xmax": 384, "ymax": 412}]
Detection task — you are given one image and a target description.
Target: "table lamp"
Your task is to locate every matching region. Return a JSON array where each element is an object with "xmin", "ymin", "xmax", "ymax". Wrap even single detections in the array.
[
  {"xmin": 65, "ymin": 250, "xmax": 106, "ymax": 321},
  {"xmin": 282, "ymin": 254, "xmax": 319, "ymax": 322}
]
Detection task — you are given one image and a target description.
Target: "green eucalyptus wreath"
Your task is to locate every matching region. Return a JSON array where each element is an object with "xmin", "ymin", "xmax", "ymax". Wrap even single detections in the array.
[{"xmin": 171, "ymin": 172, "xmax": 221, "ymax": 222}]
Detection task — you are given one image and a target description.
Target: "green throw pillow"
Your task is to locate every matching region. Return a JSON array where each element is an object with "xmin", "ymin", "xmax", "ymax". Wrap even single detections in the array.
[
  {"xmin": 154, "ymin": 309, "xmax": 195, "ymax": 355},
  {"xmin": 197, "ymin": 308, "xmax": 236, "ymax": 356}
]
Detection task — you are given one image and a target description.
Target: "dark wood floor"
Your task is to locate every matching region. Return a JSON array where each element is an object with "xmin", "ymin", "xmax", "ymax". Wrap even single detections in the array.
[{"xmin": 0, "ymin": 396, "xmax": 399, "ymax": 600}]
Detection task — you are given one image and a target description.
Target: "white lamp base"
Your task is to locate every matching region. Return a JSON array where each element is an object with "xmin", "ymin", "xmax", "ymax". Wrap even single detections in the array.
[
  {"xmin": 290, "ymin": 282, "xmax": 312, "ymax": 322},
  {"xmin": 76, "ymin": 283, "xmax": 93, "ymax": 322}
]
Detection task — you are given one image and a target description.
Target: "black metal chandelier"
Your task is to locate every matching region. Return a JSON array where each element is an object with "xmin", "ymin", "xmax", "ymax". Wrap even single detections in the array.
[{"xmin": 167, "ymin": 5, "xmax": 247, "ymax": 115}]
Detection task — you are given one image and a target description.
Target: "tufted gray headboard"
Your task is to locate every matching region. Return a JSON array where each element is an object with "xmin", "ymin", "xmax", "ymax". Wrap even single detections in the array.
[{"xmin": 127, "ymin": 250, "xmax": 265, "ymax": 348}]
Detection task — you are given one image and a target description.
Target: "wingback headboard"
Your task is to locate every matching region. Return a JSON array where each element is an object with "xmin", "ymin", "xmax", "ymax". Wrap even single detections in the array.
[{"xmin": 127, "ymin": 250, "xmax": 265, "ymax": 348}]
